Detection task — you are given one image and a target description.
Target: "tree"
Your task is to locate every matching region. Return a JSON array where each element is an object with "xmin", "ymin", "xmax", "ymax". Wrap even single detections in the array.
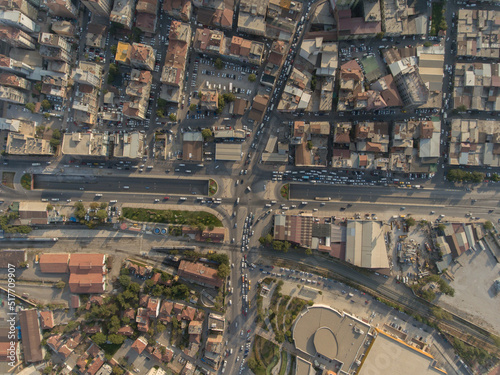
[
  {"xmin": 91, "ymin": 332, "xmax": 106, "ymax": 345},
  {"xmin": 424, "ymin": 41, "xmax": 433, "ymax": 47},
  {"xmin": 202, "ymin": 128, "xmax": 212, "ymax": 140},
  {"xmin": 405, "ymin": 217, "xmax": 416, "ymax": 227},
  {"xmin": 25, "ymin": 103, "xmax": 36, "ymax": 113},
  {"xmin": 111, "ymin": 45, "xmax": 118, "ymax": 55},
  {"xmin": 43, "ymin": 113, "xmax": 51, "ymax": 119},
  {"xmin": 112, "ymin": 366, "xmax": 125, "ymax": 375},
  {"xmin": 96, "ymin": 209, "xmax": 108, "ymax": 222},
  {"xmin": 305, "ymin": 248, "xmax": 312, "ymax": 255},
  {"xmin": 156, "ymin": 109, "xmax": 165, "ymax": 118},
  {"xmin": 217, "ymin": 263, "xmax": 230, "ymax": 279},
  {"xmin": 215, "ymin": 58, "xmax": 223, "ymax": 69},
  {"xmin": 119, "ymin": 275, "xmax": 131, "ymax": 288},
  {"xmin": 52, "ymin": 129, "xmax": 61, "ymax": 140},
  {"xmin": 456, "ymin": 105, "xmax": 467, "ymax": 113},
  {"xmin": 108, "ymin": 334, "xmax": 125, "ymax": 345},
  {"xmin": 169, "ymin": 113, "xmax": 177, "ymax": 122},
  {"xmin": 100, "ymin": 202, "xmax": 108, "ymax": 210},
  {"xmin": 41, "ymin": 99, "xmax": 51, "ymax": 110},
  {"xmin": 55, "ymin": 280, "xmax": 66, "ymax": 289},
  {"xmin": 46, "ymin": 204, "xmax": 53, "ymax": 211},
  {"xmin": 248, "ymin": 73, "xmax": 256, "ymax": 82},
  {"xmin": 189, "ymin": 103, "xmax": 197, "ymax": 111},
  {"xmin": 437, "ymin": 223, "xmax": 446, "ymax": 232},
  {"xmin": 157, "ymin": 98, "xmax": 167, "ymax": 109},
  {"xmin": 484, "ymin": 220, "xmax": 493, "ymax": 230},
  {"xmin": 376, "ymin": 32, "xmax": 385, "ymax": 39},
  {"xmin": 34, "ymin": 82, "xmax": 42, "ymax": 92},
  {"xmin": 306, "ymin": 140, "xmax": 313, "ymax": 150},
  {"xmin": 222, "ymin": 93, "xmax": 235, "ymax": 102}
]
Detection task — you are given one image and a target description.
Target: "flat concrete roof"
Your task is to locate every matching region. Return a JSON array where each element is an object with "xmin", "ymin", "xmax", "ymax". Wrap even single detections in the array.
[
  {"xmin": 358, "ymin": 330, "xmax": 446, "ymax": 375},
  {"xmin": 293, "ymin": 305, "xmax": 369, "ymax": 372}
]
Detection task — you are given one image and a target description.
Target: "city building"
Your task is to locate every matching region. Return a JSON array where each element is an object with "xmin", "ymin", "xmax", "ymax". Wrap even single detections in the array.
[
  {"xmin": 336, "ymin": 6, "xmax": 382, "ymax": 39},
  {"xmin": 0, "ymin": 24, "xmax": 35, "ymax": 49},
  {"xmin": 61, "ymin": 133, "xmax": 110, "ymax": 157},
  {"xmin": 338, "ymin": 59, "xmax": 365, "ymax": 111},
  {"xmin": 123, "ymin": 69, "xmax": 152, "ymax": 120},
  {"xmin": 0, "ymin": 0, "xmax": 37, "ymax": 20},
  {"xmin": 0, "ymin": 72, "xmax": 30, "ymax": 90},
  {"xmin": 51, "ymin": 20, "xmax": 76, "ymax": 36},
  {"xmin": 382, "ymin": 0, "xmax": 427, "ymax": 36},
  {"xmin": 38, "ymin": 32, "xmax": 71, "ymax": 63},
  {"xmin": 86, "ymin": 23, "xmax": 106, "ymax": 48},
  {"xmin": 448, "ymin": 118, "xmax": 500, "ymax": 167},
  {"xmin": 293, "ymin": 305, "xmax": 370, "ymax": 373},
  {"xmin": 46, "ymin": 0, "xmax": 78, "ymax": 18},
  {"xmin": 0, "ymin": 84, "xmax": 27, "ymax": 104},
  {"xmin": 345, "ymin": 220, "xmax": 389, "ymax": 269},
  {"xmin": 457, "ymin": 9, "xmax": 499, "ymax": 59},
  {"xmin": 193, "ymin": 28, "xmax": 225, "ymax": 55},
  {"xmin": 278, "ymin": 68, "xmax": 312, "ymax": 112},
  {"xmin": 110, "ymin": 0, "xmax": 135, "ymax": 29},
  {"xmin": 390, "ymin": 58, "xmax": 429, "ymax": 108},
  {"xmin": 41, "ymin": 74, "xmax": 68, "ymax": 99},
  {"xmin": 0, "ymin": 9, "xmax": 37, "ymax": 32},
  {"xmin": 72, "ymin": 61, "xmax": 102, "ymax": 88},
  {"xmin": 182, "ymin": 132, "xmax": 203, "ymax": 162},
  {"xmin": 136, "ymin": 0, "xmax": 158, "ymax": 34},
  {"xmin": 249, "ymin": 94, "xmax": 268, "ymax": 121},
  {"xmin": 237, "ymin": 0, "xmax": 268, "ymax": 36},
  {"xmin": 81, "ymin": 0, "xmax": 112, "ymax": 17},
  {"xmin": 68, "ymin": 253, "xmax": 107, "ymax": 294},
  {"xmin": 226, "ymin": 36, "xmax": 264, "ymax": 65},
  {"xmin": 177, "ymin": 261, "xmax": 223, "ymax": 288},
  {"xmin": 198, "ymin": 89, "xmax": 218, "ymax": 111},
  {"xmin": 14, "ymin": 201, "xmax": 49, "ymax": 225},
  {"xmin": 358, "ymin": 329, "xmax": 447, "ymax": 375},
  {"xmin": 453, "ymin": 62, "xmax": 500, "ymax": 112},
  {"xmin": 113, "ymin": 131, "xmax": 146, "ymax": 159},
  {"xmin": 19, "ymin": 309, "xmax": 44, "ymax": 363},
  {"xmin": 39, "ymin": 253, "xmax": 70, "ymax": 273},
  {"xmin": 215, "ymin": 143, "xmax": 242, "ymax": 161},
  {"xmin": 162, "ymin": 0, "xmax": 191, "ymax": 22},
  {"xmin": 292, "ymin": 121, "xmax": 330, "ymax": 167},
  {"xmin": 160, "ymin": 20, "xmax": 191, "ymax": 103},
  {"xmin": 0, "ymin": 54, "xmax": 34, "ymax": 76}
]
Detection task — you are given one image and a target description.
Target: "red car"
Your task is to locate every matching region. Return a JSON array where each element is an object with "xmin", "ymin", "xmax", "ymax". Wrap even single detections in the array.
[{"xmin": 163, "ymin": 196, "xmax": 170, "ymax": 200}]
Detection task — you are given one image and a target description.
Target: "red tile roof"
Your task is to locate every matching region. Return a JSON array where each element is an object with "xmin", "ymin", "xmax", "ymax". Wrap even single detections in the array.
[
  {"xmin": 68, "ymin": 254, "xmax": 106, "ymax": 274},
  {"xmin": 131, "ymin": 337, "xmax": 148, "ymax": 354},
  {"xmin": 39, "ymin": 253, "xmax": 70, "ymax": 273},
  {"xmin": 69, "ymin": 273, "xmax": 105, "ymax": 294},
  {"xmin": 39, "ymin": 311, "xmax": 55, "ymax": 330}
]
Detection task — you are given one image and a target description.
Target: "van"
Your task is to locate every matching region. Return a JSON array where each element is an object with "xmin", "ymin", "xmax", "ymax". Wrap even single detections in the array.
[
  {"xmin": 110, "ymin": 200, "xmax": 117, "ymax": 203},
  {"xmin": 179, "ymin": 197, "xmax": 187, "ymax": 201},
  {"xmin": 236, "ymin": 198, "xmax": 240, "ymax": 205}
]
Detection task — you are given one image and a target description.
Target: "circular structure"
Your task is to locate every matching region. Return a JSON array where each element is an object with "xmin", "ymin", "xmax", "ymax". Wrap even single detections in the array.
[
  {"xmin": 161, "ymin": 228, "xmax": 167, "ymax": 235},
  {"xmin": 293, "ymin": 304, "xmax": 369, "ymax": 367},
  {"xmin": 313, "ymin": 327, "xmax": 338, "ymax": 360},
  {"xmin": 153, "ymin": 228, "xmax": 160, "ymax": 234}
]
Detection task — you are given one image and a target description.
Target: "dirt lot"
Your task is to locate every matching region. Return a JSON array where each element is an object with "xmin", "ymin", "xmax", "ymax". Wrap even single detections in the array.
[{"xmin": 436, "ymin": 246, "xmax": 500, "ymax": 335}]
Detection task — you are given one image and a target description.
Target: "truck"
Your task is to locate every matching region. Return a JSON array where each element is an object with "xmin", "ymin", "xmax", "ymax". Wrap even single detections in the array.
[{"xmin": 236, "ymin": 197, "xmax": 240, "ymax": 205}]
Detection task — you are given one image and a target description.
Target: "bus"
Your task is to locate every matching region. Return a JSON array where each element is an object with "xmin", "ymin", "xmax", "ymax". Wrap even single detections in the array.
[
  {"xmin": 229, "ymin": 82, "xmax": 233, "ymax": 92},
  {"xmin": 315, "ymin": 197, "xmax": 331, "ymax": 201}
]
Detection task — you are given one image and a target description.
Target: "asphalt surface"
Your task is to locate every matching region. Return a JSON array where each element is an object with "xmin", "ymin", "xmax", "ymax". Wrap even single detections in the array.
[{"xmin": 33, "ymin": 174, "xmax": 209, "ymax": 196}]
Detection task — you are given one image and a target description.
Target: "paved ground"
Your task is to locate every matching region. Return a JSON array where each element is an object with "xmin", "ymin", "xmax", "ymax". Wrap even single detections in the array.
[{"xmin": 436, "ymin": 246, "xmax": 500, "ymax": 335}]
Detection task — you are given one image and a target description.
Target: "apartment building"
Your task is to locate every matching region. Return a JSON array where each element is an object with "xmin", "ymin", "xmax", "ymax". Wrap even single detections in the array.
[
  {"xmin": 41, "ymin": 74, "xmax": 68, "ymax": 98},
  {"xmin": 237, "ymin": 0, "xmax": 268, "ymax": 36},
  {"xmin": 0, "ymin": 84, "xmax": 27, "ymax": 104},
  {"xmin": 162, "ymin": 0, "xmax": 191, "ymax": 22},
  {"xmin": 46, "ymin": 0, "xmax": 78, "ymax": 18},
  {"xmin": 81, "ymin": 0, "xmax": 112, "ymax": 17},
  {"xmin": 136, "ymin": 0, "xmax": 158, "ymax": 34},
  {"xmin": 130, "ymin": 43, "xmax": 155, "ymax": 71},
  {"xmin": 193, "ymin": 28, "xmax": 225, "ymax": 55},
  {"xmin": 0, "ymin": 53, "xmax": 34, "ymax": 76},
  {"xmin": 0, "ymin": 0, "xmax": 37, "ymax": 20},
  {"xmin": 390, "ymin": 58, "xmax": 429, "ymax": 108},
  {"xmin": 110, "ymin": 0, "xmax": 135, "ymax": 29},
  {"xmin": 457, "ymin": 9, "xmax": 499, "ymax": 59},
  {"xmin": 0, "ymin": 9, "xmax": 37, "ymax": 32},
  {"xmin": 6, "ymin": 132, "xmax": 53, "ymax": 155},
  {"xmin": 38, "ymin": 32, "xmax": 72, "ymax": 63},
  {"xmin": 72, "ymin": 61, "xmax": 103, "ymax": 88},
  {"xmin": 0, "ymin": 72, "xmax": 30, "ymax": 90},
  {"xmin": 123, "ymin": 69, "xmax": 152, "ymax": 119},
  {"xmin": 0, "ymin": 24, "xmax": 35, "ymax": 49},
  {"xmin": 51, "ymin": 20, "xmax": 76, "ymax": 36}
]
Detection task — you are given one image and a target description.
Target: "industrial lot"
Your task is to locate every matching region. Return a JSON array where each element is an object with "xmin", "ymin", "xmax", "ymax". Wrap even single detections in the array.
[{"xmin": 0, "ymin": 0, "xmax": 499, "ymax": 373}]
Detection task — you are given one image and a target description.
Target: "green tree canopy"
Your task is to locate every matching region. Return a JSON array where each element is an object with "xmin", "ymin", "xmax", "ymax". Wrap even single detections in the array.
[
  {"xmin": 248, "ymin": 73, "xmax": 256, "ymax": 82},
  {"xmin": 202, "ymin": 128, "xmax": 212, "ymax": 140},
  {"xmin": 215, "ymin": 58, "xmax": 223, "ymax": 69},
  {"xmin": 91, "ymin": 332, "xmax": 106, "ymax": 345},
  {"xmin": 41, "ymin": 99, "xmax": 51, "ymax": 110},
  {"xmin": 217, "ymin": 263, "xmax": 230, "ymax": 279}
]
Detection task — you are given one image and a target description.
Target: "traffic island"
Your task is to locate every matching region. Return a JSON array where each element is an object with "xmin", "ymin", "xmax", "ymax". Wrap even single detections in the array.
[
  {"xmin": 209, "ymin": 179, "xmax": 218, "ymax": 196},
  {"xmin": 280, "ymin": 183, "xmax": 289, "ymax": 200},
  {"xmin": 20, "ymin": 173, "xmax": 32, "ymax": 190}
]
